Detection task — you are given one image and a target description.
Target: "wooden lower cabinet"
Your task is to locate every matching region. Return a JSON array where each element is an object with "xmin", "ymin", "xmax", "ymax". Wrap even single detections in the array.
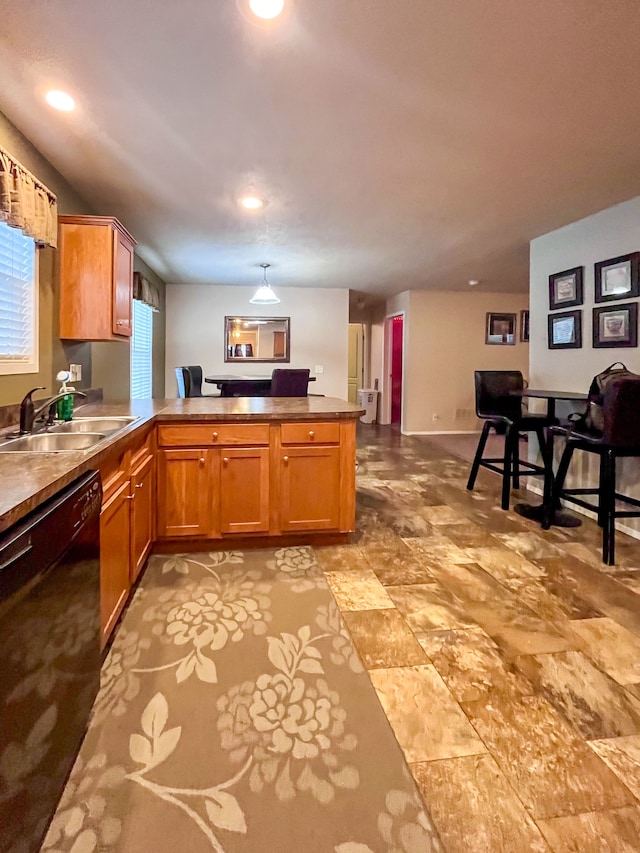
[
  {"xmin": 219, "ymin": 447, "xmax": 270, "ymax": 534},
  {"xmin": 157, "ymin": 448, "xmax": 213, "ymax": 537},
  {"xmin": 131, "ymin": 452, "xmax": 154, "ymax": 582},
  {"xmin": 280, "ymin": 445, "xmax": 341, "ymax": 531},
  {"xmin": 100, "ymin": 479, "xmax": 132, "ymax": 646}
]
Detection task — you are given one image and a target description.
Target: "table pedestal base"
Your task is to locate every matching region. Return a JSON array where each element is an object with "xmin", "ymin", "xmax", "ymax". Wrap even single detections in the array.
[{"xmin": 514, "ymin": 502, "xmax": 582, "ymax": 528}]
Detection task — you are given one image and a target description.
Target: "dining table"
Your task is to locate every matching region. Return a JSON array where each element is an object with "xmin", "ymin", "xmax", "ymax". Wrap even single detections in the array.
[
  {"xmin": 204, "ymin": 374, "xmax": 316, "ymax": 397},
  {"xmin": 512, "ymin": 388, "xmax": 588, "ymax": 527}
]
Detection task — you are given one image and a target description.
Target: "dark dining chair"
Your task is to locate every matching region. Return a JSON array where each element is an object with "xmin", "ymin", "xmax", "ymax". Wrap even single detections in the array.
[
  {"xmin": 270, "ymin": 368, "xmax": 310, "ymax": 397},
  {"xmin": 542, "ymin": 379, "xmax": 640, "ymax": 564},
  {"xmin": 466, "ymin": 370, "xmax": 555, "ymax": 510},
  {"xmin": 175, "ymin": 367, "xmax": 188, "ymax": 398},
  {"xmin": 175, "ymin": 365, "xmax": 218, "ymax": 398}
]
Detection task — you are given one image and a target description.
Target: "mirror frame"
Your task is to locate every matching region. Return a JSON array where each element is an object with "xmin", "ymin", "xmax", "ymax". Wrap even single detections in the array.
[{"xmin": 224, "ymin": 316, "xmax": 291, "ymax": 363}]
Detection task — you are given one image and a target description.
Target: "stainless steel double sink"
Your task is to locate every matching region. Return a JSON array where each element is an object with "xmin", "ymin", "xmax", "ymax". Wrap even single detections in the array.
[{"xmin": 0, "ymin": 417, "xmax": 139, "ymax": 453}]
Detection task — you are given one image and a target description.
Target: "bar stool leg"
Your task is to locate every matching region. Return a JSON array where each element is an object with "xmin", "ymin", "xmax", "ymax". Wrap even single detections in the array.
[
  {"xmin": 501, "ymin": 424, "xmax": 516, "ymax": 510},
  {"xmin": 542, "ymin": 441, "xmax": 575, "ymax": 529},
  {"xmin": 602, "ymin": 449, "xmax": 616, "ymax": 565},
  {"xmin": 512, "ymin": 432, "xmax": 520, "ymax": 489},
  {"xmin": 467, "ymin": 421, "xmax": 492, "ymax": 491}
]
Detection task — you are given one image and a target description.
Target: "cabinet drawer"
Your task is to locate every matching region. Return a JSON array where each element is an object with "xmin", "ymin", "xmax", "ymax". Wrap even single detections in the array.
[
  {"xmin": 280, "ymin": 422, "xmax": 340, "ymax": 445},
  {"xmin": 157, "ymin": 423, "xmax": 270, "ymax": 447}
]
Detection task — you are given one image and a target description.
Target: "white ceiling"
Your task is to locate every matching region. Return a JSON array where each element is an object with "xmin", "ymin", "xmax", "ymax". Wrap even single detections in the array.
[{"xmin": 1, "ymin": 0, "xmax": 640, "ymax": 297}]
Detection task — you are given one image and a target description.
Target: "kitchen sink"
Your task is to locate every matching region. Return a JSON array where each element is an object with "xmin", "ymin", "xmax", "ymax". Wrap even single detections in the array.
[
  {"xmin": 50, "ymin": 416, "xmax": 139, "ymax": 434},
  {"xmin": 0, "ymin": 433, "xmax": 107, "ymax": 453}
]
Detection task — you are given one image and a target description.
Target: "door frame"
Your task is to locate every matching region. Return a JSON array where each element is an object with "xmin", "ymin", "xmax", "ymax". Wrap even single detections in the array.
[{"xmin": 382, "ymin": 311, "xmax": 405, "ymax": 431}]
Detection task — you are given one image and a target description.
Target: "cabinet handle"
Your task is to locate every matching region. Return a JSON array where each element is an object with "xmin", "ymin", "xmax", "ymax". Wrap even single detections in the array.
[
  {"xmin": 199, "ymin": 457, "xmax": 205, "ymax": 465},
  {"xmin": 125, "ymin": 494, "xmax": 134, "ymax": 501},
  {"xmin": 308, "ymin": 430, "xmax": 315, "ymax": 438},
  {"xmin": 116, "ymin": 320, "xmax": 126, "ymax": 326},
  {"xmin": 223, "ymin": 457, "xmax": 229, "ymax": 465},
  {"xmin": 135, "ymin": 483, "xmax": 143, "ymax": 489},
  {"xmin": 212, "ymin": 432, "xmax": 219, "ymax": 441},
  {"xmin": 283, "ymin": 455, "xmax": 289, "ymax": 463}
]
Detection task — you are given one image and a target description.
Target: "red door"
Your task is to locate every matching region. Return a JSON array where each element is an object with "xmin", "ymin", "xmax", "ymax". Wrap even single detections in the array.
[{"xmin": 391, "ymin": 315, "xmax": 403, "ymax": 424}]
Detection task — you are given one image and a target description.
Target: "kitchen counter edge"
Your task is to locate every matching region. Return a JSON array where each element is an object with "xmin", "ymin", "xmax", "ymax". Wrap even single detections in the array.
[{"xmin": 0, "ymin": 397, "xmax": 365, "ymax": 534}]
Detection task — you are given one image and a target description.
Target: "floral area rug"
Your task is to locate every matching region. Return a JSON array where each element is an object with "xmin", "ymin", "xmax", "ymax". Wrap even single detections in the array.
[{"xmin": 42, "ymin": 548, "xmax": 442, "ymax": 853}]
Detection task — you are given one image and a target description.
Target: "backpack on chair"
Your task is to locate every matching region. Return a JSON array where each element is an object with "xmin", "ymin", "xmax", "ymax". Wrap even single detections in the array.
[{"xmin": 580, "ymin": 362, "xmax": 640, "ymax": 434}]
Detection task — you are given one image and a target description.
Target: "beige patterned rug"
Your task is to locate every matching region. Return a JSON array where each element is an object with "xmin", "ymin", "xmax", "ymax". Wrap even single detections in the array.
[{"xmin": 42, "ymin": 548, "xmax": 442, "ymax": 853}]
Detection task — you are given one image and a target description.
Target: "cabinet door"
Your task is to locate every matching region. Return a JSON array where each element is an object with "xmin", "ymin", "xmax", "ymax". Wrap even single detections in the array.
[
  {"xmin": 280, "ymin": 446, "xmax": 341, "ymax": 531},
  {"xmin": 131, "ymin": 453, "xmax": 154, "ymax": 582},
  {"xmin": 157, "ymin": 449, "xmax": 213, "ymax": 538},
  {"xmin": 100, "ymin": 479, "xmax": 132, "ymax": 646},
  {"xmin": 219, "ymin": 447, "xmax": 269, "ymax": 534},
  {"xmin": 112, "ymin": 229, "xmax": 134, "ymax": 337}
]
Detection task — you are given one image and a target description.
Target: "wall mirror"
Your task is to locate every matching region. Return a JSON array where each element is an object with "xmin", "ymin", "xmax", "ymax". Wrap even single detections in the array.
[{"xmin": 224, "ymin": 316, "xmax": 290, "ymax": 363}]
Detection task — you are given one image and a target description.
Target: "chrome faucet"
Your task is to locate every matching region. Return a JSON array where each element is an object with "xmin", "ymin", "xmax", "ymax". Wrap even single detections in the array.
[{"xmin": 19, "ymin": 387, "xmax": 87, "ymax": 434}]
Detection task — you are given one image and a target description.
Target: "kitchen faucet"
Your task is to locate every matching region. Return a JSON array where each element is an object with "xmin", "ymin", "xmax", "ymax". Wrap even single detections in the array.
[{"xmin": 19, "ymin": 387, "xmax": 87, "ymax": 435}]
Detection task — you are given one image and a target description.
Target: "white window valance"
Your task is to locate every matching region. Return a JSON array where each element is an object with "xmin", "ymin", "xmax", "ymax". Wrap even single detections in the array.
[
  {"xmin": 133, "ymin": 271, "xmax": 160, "ymax": 312},
  {"xmin": 0, "ymin": 145, "xmax": 58, "ymax": 248}
]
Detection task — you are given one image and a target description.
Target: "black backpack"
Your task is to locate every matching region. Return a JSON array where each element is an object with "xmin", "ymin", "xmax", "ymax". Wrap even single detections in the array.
[{"xmin": 580, "ymin": 362, "xmax": 640, "ymax": 433}]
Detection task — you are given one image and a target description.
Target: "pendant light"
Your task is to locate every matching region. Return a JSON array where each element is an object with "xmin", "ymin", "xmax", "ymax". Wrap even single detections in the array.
[{"xmin": 250, "ymin": 263, "xmax": 280, "ymax": 304}]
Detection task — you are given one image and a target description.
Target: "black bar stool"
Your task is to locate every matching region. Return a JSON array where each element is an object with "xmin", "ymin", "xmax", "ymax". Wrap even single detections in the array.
[
  {"xmin": 542, "ymin": 379, "xmax": 640, "ymax": 564},
  {"xmin": 467, "ymin": 371, "xmax": 555, "ymax": 510}
]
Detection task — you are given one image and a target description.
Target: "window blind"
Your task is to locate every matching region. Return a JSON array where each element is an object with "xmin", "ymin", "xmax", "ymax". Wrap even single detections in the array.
[
  {"xmin": 0, "ymin": 220, "xmax": 36, "ymax": 366},
  {"xmin": 130, "ymin": 299, "xmax": 153, "ymax": 399}
]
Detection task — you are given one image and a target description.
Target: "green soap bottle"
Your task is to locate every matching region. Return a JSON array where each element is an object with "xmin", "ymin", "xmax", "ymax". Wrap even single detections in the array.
[{"xmin": 55, "ymin": 370, "xmax": 75, "ymax": 422}]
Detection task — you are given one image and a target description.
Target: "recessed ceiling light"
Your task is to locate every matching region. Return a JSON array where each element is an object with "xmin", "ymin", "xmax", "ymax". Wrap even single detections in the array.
[
  {"xmin": 240, "ymin": 195, "xmax": 264, "ymax": 210},
  {"xmin": 249, "ymin": 0, "xmax": 284, "ymax": 20},
  {"xmin": 468, "ymin": 279, "xmax": 479, "ymax": 286},
  {"xmin": 45, "ymin": 90, "xmax": 75, "ymax": 111}
]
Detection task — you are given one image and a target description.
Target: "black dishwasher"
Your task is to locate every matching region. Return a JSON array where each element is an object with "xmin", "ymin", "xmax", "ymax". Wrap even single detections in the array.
[{"xmin": 0, "ymin": 471, "xmax": 102, "ymax": 853}]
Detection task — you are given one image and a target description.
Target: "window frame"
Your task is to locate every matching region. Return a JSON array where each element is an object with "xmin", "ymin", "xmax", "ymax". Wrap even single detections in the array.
[
  {"xmin": 0, "ymin": 220, "xmax": 39, "ymax": 376},
  {"xmin": 130, "ymin": 297, "xmax": 154, "ymax": 399}
]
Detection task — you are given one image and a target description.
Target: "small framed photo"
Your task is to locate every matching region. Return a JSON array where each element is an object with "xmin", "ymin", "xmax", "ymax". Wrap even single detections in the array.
[
  {"xmin": 485, "ymin": 312, "xmax": 516, "ymax": 345},
  {"xmin": 520, "ymin": 309, "xmax": 530, "ymax": 342},
  {"xmin": 549, "ymin": 267, "xmax": 583, "ymax": 310},
  {"xmin": 593, "ymin": 302, "xmax": 638, "ymax": 348},
  {"xmin": 594, "ymin": 253, "xmax": 639, "ymax": 303},
  {"xmin": 548, "ymin": 310, "xmax": 582, "ymax": 349}
]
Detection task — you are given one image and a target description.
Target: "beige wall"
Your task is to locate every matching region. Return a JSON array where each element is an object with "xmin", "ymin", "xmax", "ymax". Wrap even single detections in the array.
[
  {"xmin": 378, "ymin": 290, "xmax": 529, "ymax": 433},
  {"xmin": 529, "ymin": 195, "xmax": 640, "ymax": 536},
  {"xmin": 165, "ymin": 285, "xmax": 349, "ymax": 398},
  {"xmin": 0, "ymin": 110, "xmax": 94, "ymax": 405},
  {"xmin": 0, "ymin": 109, "xmax": 167, "ymax": 408}
]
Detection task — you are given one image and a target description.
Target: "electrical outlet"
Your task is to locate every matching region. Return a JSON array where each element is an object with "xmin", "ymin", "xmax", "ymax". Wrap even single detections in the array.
[
  {"xmin": 69, "ymin": 364, "xmax": 82, "ymax": 382},
  {"xmin": 315, "ymin": 365, "xmax": 324, "ymax": 374},
  {"xmin": 432, "ymin": 413, "xmax": 439, "ymax": 422}
]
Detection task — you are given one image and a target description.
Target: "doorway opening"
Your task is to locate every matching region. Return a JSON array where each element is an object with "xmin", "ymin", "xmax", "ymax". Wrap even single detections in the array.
[
  {"xmin": 386, "ymin": 314, "xmax": 403, "ymax": 426},
  {"xmin": 348, "ymin": 323, "xmax": 364, "ymax": 404}
]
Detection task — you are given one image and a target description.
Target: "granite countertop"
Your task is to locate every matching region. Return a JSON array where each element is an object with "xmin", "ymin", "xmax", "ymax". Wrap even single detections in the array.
[{"xmin": 0, "ymin": 397, "xmax": 364, "ymax": 534}]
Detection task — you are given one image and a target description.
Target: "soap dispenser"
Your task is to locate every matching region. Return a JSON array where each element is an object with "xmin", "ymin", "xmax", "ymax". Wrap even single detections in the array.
[{"xmin": 56, "ymin": 370, "xmax": 76, "ymax": 421}]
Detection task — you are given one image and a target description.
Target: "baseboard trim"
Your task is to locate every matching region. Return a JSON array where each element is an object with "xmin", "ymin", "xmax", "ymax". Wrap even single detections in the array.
[{"xmin": 402, "ymin": 429, "xmax": 480, "ymax": 436}]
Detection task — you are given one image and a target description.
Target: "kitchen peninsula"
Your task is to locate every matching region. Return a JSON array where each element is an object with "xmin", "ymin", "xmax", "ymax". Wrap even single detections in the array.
[{"xmin": 0, "ymin": 396, "xmax": 363, "ymax": 644}]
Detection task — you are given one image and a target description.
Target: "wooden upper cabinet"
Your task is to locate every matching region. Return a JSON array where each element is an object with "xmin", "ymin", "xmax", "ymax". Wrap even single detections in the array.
[{"xmin": 58, "ymin": 215, "xmax": 136, "ymax": 341}]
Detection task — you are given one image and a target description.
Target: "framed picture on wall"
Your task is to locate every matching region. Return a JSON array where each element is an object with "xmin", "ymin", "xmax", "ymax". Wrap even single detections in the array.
[
  {"xmin": 485, "ymin": 312, "xmax": 516, "ymax": 345},
  {"xmin": 548, "ymin": 309, "xmax": 582, "ymax": 349},
  {"xmin": 594, "ymin": 252, "xmax": 639, "ymax": 303},
  {"xmin": 593, "ymin": 302, "xmax": 638, "ymax": 348},
  {"xmin": 548, "ymin": 267, "xmax": 583, "ymax": 310},
  {"xmin": 520, "ymin": 310, "xmax": 530, "ymax": 342}
]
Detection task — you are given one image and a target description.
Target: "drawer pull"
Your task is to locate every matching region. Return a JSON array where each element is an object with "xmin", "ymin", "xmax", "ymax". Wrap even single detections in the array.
[
  {"xmin": 212, "ymin": 431, "xmax": 219, "ymax": 441},
  {"xmin": 125, "ymin": 494, "xmax": 135, "ymax": 501},
  {"xmin": 199, "ymin": 457, "xmax": 205, "ymax": 465},
  {"xmin": 308, "ymin": 430, "xmax": 315, "ymax": 438},
  {"xmin": 135, "ymin": 483, "xmax": 143, "ymax": 489},
  {"xmin": 223, "ymin": 457, "xmax": 229, "ymax": 466},
  {"xmin": 283, "ymin": 455, "xmax": 289, "ymax": 463}
]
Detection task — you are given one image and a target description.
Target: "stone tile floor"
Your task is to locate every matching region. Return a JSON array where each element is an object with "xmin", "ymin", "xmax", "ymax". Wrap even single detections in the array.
[{"xmin": 314, "ymin": 425, "xmax": 640, "ymax": 852}]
